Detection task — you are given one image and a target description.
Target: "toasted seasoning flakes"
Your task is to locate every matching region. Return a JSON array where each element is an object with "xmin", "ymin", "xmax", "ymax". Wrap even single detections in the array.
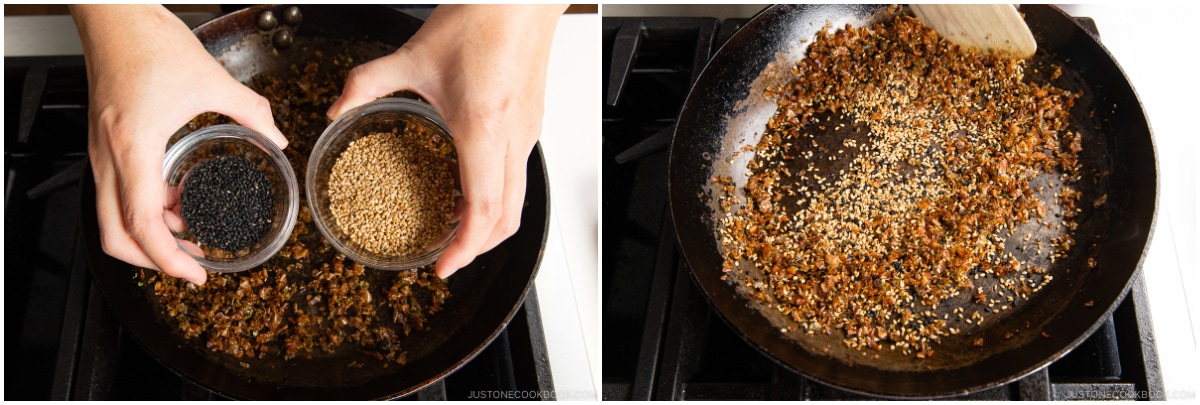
[{"xmin": 713, "ymin": 11, "xmax": 1083, "ymax": 358}]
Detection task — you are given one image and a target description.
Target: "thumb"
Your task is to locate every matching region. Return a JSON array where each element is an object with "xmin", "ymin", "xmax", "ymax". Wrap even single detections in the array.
[
  {"xmin": 209, "ymin": 78, "xmax": 289, "ymax": 150},
  {"xmin": 327, "ymin": 49, "xmax": 420, "ymax": 120}
]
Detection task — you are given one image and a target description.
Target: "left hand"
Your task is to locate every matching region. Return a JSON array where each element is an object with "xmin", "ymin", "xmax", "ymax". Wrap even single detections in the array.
[{"xmin": 72, "ymin": 5, "xmax": 289, "ymax": 286}]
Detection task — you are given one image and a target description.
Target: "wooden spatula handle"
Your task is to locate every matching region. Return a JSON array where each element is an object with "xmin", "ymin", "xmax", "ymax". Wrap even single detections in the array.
[{"xmin": 910, "ymin": 4, "xmax": 1037, "ymax": 59}]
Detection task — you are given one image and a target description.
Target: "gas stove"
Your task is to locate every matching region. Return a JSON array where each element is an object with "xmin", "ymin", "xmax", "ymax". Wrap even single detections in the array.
[
  {"xmin": 601, "ymin": 14, "xmax": 1165, "ymax": 401},
  {"xmin": 4, "ymin": 53, "xmax": 553, "ymax": 401}
]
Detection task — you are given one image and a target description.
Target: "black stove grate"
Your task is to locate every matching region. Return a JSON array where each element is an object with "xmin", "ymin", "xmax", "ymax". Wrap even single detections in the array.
[
  {"xmin": 601, "ymin": 15, "xmax": 1163, "ymax": 401},
  {"xmin": 4, "ymin": 55, "xmax": 553, "ymax": 401}
]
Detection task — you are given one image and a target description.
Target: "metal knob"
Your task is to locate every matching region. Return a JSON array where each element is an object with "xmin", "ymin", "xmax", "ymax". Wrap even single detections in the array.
[
  {"xmin": 256, "ymin": 10, "xmax": 278, "ymax": 30},
  {"xmin": 281, "ymin": 6, "xmax": 303, "ymax": 26},
  {"xmin": 273, "ymin": 29, "xmax": 294, "ymax": 50}
]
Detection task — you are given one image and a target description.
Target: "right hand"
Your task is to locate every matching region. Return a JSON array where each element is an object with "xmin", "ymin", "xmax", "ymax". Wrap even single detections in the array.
[
  {"xmin": 71, "ymin": 5, "xmax": 288, "ymax": 285},
  {"xmin": 326, "ymin": 5, "xmax": 565, "ymax": 278}
]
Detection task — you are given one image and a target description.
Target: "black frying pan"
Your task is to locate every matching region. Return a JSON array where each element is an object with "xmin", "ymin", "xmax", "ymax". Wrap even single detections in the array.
[
  {"xmin": 670, "ymin": 4, "xmax": 1156, "ymax": 397},
  {"xmin": 81, "ymin": 5, "xmax": 550, "ymax": 400}
]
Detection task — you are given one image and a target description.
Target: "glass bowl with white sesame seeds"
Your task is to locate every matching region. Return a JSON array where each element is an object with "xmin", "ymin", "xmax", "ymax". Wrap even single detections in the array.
[
  {"xmin": 162, "ymin": 124, "xmax": 301, "ymax": 273},
  {"xmin": 306, "ymin": 98, "xmax": 462, "ymax": 270}
]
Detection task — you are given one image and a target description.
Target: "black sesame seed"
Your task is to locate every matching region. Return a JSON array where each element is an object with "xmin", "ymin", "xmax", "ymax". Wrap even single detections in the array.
[{"xmin": 181, "ymin": 155, "xmax": 274, "ymax": 253}]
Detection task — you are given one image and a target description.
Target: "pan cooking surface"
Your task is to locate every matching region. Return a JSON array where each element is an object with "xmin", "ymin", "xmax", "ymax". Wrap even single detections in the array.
[{"xmin": 669, "ymin": 4, "xmax": 1155, "ymax": 397}]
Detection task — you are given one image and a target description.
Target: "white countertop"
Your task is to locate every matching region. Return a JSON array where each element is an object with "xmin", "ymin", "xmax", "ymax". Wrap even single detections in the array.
[
  {"xmin": 1057, "ymin": 4, "xmax": 1197, "ymax": 400},
  {"xmin": 536, "ymin": 13, "xmax": 600, "ymax": 401}
]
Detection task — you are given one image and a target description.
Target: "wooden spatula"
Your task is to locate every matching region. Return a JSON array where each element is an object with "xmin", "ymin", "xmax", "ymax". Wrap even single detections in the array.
[{"xmin": 910, "ymin": 4, "xmax": 1037, "ymax": 59}]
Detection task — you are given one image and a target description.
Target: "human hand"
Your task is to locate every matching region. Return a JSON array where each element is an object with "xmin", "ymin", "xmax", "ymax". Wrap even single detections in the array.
[
  {"xmin": 72, "ymin": 5, "xmax": 288, "ymax": 285},
  {"xmin": 328, "ymin": 5, "xmax": 566, "ymax": 278}
]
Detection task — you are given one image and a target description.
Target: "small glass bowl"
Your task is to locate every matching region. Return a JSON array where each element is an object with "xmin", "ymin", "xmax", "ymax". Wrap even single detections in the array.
[
  {"xmin": 162, "ymin": 124, "xmax": 299, "ymax": 272},
  {"xmin": 307, "ymin": 98, "xmax": 461, "ymax": 270}
]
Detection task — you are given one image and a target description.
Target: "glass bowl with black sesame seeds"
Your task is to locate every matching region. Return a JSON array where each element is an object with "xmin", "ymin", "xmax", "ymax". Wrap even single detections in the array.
[
  {"xmin": 162, "ymin": 124, "xmax": 300, "ymax": 272},
  {"xmin": 306, "ymin": 98, "xmax": 462, "ymax": 270}
]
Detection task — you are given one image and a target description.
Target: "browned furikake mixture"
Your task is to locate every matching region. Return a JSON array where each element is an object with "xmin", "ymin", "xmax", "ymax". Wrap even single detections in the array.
[
  {"xmin": 715, "ymin": 11, "xmax": 1083, "ymax": 358},
  {"xmin": 142, "ymin": 50, "xmax": 449, "ymax": 366}
]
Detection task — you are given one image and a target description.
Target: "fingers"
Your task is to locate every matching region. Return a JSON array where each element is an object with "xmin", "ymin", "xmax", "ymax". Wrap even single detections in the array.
[
  {"xmin": 177, "ymin": 238, "xmax": 204, "ymax": 257},
  {"xmin": 435, "ymin": 129, "xmax": 507, "ymax": 278},
  {"xmin": 209, "ymin": 77, "xmax": 289, "ymax": 150},
  {"xmin": 130, "ymin": 213, "xmax": 207, "ymax": 286},
  {"xmin": 481, "ymin": 144, "xmax": 529, "ymax": 253},
  {"xmin": 435, "ymin": 142, "xmax": 533, "ymax": 278},
  {"xmin": 96, "ymin": 157, "xmax": 201, "ymax": 280},
  {"xmin": 327, "ymin": 49, "xmax": 418, "ymax": 120},
  {"xmin": 163, "ymin": 183, "xmax": 186, "ymax": 233},
  {"xmin": 115, "ymin": 146, "xmax": 207, "ymax": 286},
  {"xmin": 95, "ymin": 164, "xmax": 158, "ymax": 270},
  {"xmin": 90, "ymin": 112, "xmax": 173, "ymax": 276},
  {"xmin": 163, "ymin": 207, "xmax": 186, "ymax": 234}
]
